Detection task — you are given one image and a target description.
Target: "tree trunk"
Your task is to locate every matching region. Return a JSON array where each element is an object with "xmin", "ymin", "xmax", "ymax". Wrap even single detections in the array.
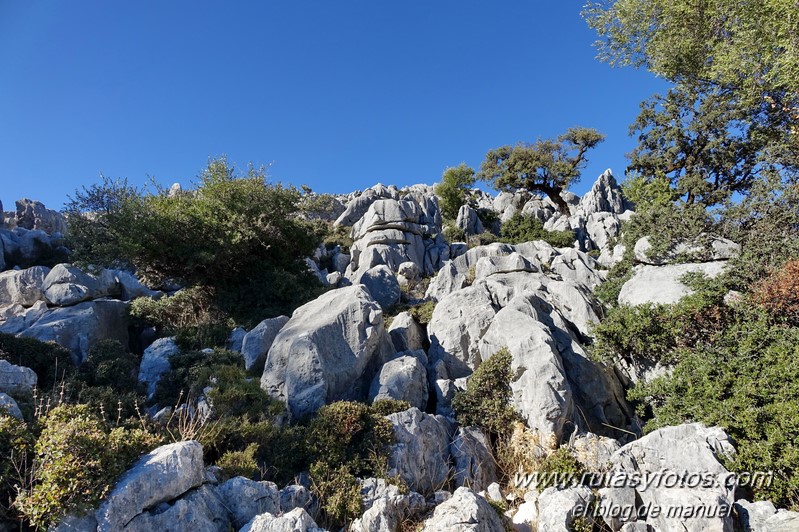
[{"xmin": 536, "ymin": 184, "xmax": 571, "ymax": 216}]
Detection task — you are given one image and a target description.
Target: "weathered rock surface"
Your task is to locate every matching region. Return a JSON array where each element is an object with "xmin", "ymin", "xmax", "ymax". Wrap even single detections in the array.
[
  {"xmin": 0, "ymin": 359, "xmax": 37, "ymax": 395},
  {"xmin": 456, "ymin": 205, "xmax": 484, "ymax": 237},
  {"xmin": 421, "ymin": 487, "xmax": 505, "ymax": 531},
  {"xmin": 124, "ymin": 484, "xmax": 229, "ymax": 532},
  {"xmin": 359, "ymin": 265, "xmax": 401, "ymax": 310},
  {"xmin": 138, "ymin": 337, "xmax": 180, "ymax": 399},
  {"xmin": 240, "ymin": 508, "xmax": 322, "ymax": 532},
  {"xmin": 0, "ymin": 266, "xmax": 49, "ymax": 306},
  {"xmin": 386, "ymin": 311, "xmax": 425, "ymax": 352},
  {"xmin": 386, "ymin": 407, "xmax": 452, "ymax": 495},
  {"xmin": 618, "ymin": 262, "xmax": 728, "ymax": 306},
  {"xmin": 241, "ymin": 316, "xmax": 289, "ymax": 371},
  {"xmin": 96, "ymin": 441, "xmax": 206, "ymax": 532},
  {"xmin": 217, "ymin": 477, "xmax": 279, "ymax": 529},
  {"xmin": 451, "ymin": 426, "xmax": 497, "ymax": 492},
  {"xmin": 0, "ymin": 391, "xmax": 23, "ymax": 418},
  {"xmin": 261, "ymin": 285, "xmax": 393, "ymax": 419},
  {"xmin": 15, "ymin": 199, "xmax": 67, "ymax": 234},
  {"xmin": 537, "ymin": 485, "xmax": 595, "ymax": 532},
  {"xmin": 368, "ymin": 352, "xmax": 428, "ymax": 410},
  {"xmin": 41, "ymin": 264, "xmax": 104, "ymax": 306}
]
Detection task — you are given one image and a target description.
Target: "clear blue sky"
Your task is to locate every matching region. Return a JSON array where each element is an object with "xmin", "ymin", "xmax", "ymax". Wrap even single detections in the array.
[{"xmin": 0, "ymin": 1, "xmax": 668, "ymax": 210}]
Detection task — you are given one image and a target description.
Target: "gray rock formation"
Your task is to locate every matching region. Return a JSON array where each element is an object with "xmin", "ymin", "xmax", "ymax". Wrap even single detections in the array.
[
  {"xmin": 455, "ymin": 205, "xmax": 484, "ymax": 237},
  {"xmin": 261, "ymin": 285, "xmax": 393, "ymax": 419},
  {"xmin": 368, "ymin": 353, "xmax": 428, "ymax": 410},
  {"xmin": 0, "ymin": 359, "xmax": 37, "ymax": 395},
  {"xmin": 618, "ymin": 261, "xmax": 728, "ymax": 306},
  {"xmin": 217, "ymin": 477, "xmax": 279, "ymax": 529},
  {"xmin": 240, "ymin": 508, "xmax": 322, "ymax": 532},
  {"xmin": 537, "ymin": 485, "xmax": 595, "ymax": 532},
  {"xmin": 386, "ymin": 311, "xmax": 425, "ymax": 352},
  {"xmin": 359, "ymin": 265, "xmax": 401, "ymax": 310},
  {"xmin": 0, "ymin": 266, "xmax": 49, "ymax": 306},
  {"xmin": 450, "ymin": 427, "xmax": 497, "ymax": 492},
  {"xmin": 96, "ymin": 441, "xmax": 206, "ymax": 532},
  {"xmin": 386, "ymin": 407, "xmax": 452, "ymax": 495},
  {"xmin": 421, "ymin": 487, "xmax": 505, "ymax": 531},
  {"xmin": 42, "ymin": 264, "xmax": 105, "ymax": 306},
  {"xmin": 138, "ymin": 337, "xmax": 180, "ymax": 399},
  {"xmin": 241, "ymin": 316, "xmax": 289, "ymax": 371},
  {"xmin": 0, "ymin": 392, "xmax": 23, "ymax": 419},
  {"xmin": 15, "ymin": 198, "xmax": 68, "ymax": 234}
]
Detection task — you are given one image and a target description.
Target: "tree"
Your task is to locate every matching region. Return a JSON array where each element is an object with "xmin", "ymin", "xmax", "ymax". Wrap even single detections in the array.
[
  {"xmin": 628, "ymin": 83, "xmax": 788, "ymax": 206},
  {"xmin": 478, "ymin": 127, "xmax": 605, "ymax": 215},
  {"xmin": 434, "ymin": 163, "xmax": 476, "ymax": 220},
  {"xmin": 582, "ymin": 0, "xmax": 799, "ymax": 108}
]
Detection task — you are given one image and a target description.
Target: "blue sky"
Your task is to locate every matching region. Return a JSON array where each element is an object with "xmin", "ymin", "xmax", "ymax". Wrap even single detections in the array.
[{"xmin": 0, "ymin": 1, "xmax": 668, "ymax": 210}]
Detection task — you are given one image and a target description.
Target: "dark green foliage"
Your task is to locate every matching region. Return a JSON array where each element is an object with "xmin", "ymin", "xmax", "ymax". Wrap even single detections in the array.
[
  {"xmin": 536, "ymin": 447, "xmax": 586, "ymax": 489},
  {"xmin": 323, "ymin": 224, "xmax": 354, "ymax": 253},
  {"xmin": 76, "ymin": 340, "xmax": 138, "ymax": 391},
  {"xmin": 369, "ymin": 399, "xmax": 411, "ymax": 417},
  {"xmin": 435, "ymin": 163, "xmax": 476, "ymax": 220},
  {"xmin": 593, "ymin": 257, "xmax": 634, "ymax": 306},
  {"xmin": 309, "ymin": 462, "xmax": 363, "ymax": 527},
  {"xmin": 453, "ymin": 348, "xmax": 519, "ymax": 439},
  {"xmin": 13, "ymin": 404, "xmax": 160, "ymax": 529},
  {"xmin": 217, "ymin": 443, "xmax": 260, "ymax": 479},
  {"xmin": 499, "ymin": 213, "xmax": 575, "ymax": 248},
  {"xmin": 66, "ymin": 158, "xmax": 325, "ymax": 326},
  {"xmin": 0, "ymin": 415, "xmax": 34, "ymax": 524},
  {"xmin": 442, "ymin": 222, "xmax": 466, "ymax": 243},
  {"xmin": 0, "ymin": 333, "xmax": 74, "ymax": 392},
  {"xmin": 478, "ymin": 127, "xmax": 605, "ymax": 215},
  {"xmin": 630, "ymin": 309, "xmax": 799, "ymax": 508}
]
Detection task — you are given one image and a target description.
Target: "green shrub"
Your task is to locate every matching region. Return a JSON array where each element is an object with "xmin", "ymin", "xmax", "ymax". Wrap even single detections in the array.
[
  {"xmin": 435, "ymin": 164, "xmax": 476, "ymax": 220},
  {"xmin": 66, "ymin": 158, "xmax": 325, "ymax": 326},
  {"xmin": 452, "ymin": 348, "xmax": 519, "ymax": 439},
  {"xmin": 629, "ymin": 310, "xmax": 799, "ymax": 508},
  {"xmin": 217, "ymin": 443, "xmax": 260, "ymax": 479},
  {"xmin": 409, "ymin": 301, "xmax": 436, "ymax": 326},
  {"xmin": 499, "ymin": 213, "xmax": 575, "ymax": 248},
  {"xmin": 76, "ymin": 340, "xmax": 138, "ymax": 391},
  {"xmin": 0, "ymin": 333, "xmax": 74, "ymax": 392},
  {"xmin": 0, "ymin": 415, "xmax": 35, "ymax": 524},
  {"xmin": 13, "ymin": 404, "xmax": 160, "ymax": 529},
  {"xmin": 443, "ymin": 222, "xmax": 466, "ymax": 243},
  {"xmin": 309, "ymin": 461, "xmax": 363, "ymax": 528},
  {"xmin": 322, "ymin": 224, "xmax": 354, "ymax": 254},
  {"xmin": 536, "ymin": 447, "xmax": 586, "ymax": 489},
  {"xmin": 370, "ymin": 399, "xmax": 411, "ymax": 416}
]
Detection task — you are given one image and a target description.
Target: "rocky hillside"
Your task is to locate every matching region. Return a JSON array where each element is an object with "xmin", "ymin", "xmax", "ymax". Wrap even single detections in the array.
[{"xmin": 0, "ymin": 171, "xmax": 797, "ymax": 532}]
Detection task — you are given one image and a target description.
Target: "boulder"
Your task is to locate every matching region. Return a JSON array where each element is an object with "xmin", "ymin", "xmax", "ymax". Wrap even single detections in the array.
[
  {"xmin": 110, "ymin": 269, "xmax": 163, "ymax": 301},
  {"xmin": 138, "ymin": 337, "xmax": 180, "ymax": 399},
  {"xmin": 369, "ymin": 353, "xmax": 428, "ymax": 410},
  {"xmin": 537, "ymin": 485, "xmax": 595, "ymax": 532},
  {"xmin": 96, "ymin": 441, "xmax": 206, "ymax": 532},
  {"xmin": 421, "ymin": 487, "xmax": 505, "ymax": 531},
  {"xmin": 618, "ymin": 262, "xmax": 728, "ymax": 306},
  {"xmin": 359, "ymin": 265, "xmax": 401, "ymax": 310},
  {"xmin": 387, "ymin": 311, "xmax": 425, "ymax": 352},
  {"xmin": 15, "ymin": 199, "xmax": 68, "ymax": 234},
  {"xmin": 278, "ymin": 484, "xmax": 317, "ymax": 515},
  {"xmin": 386, "ymin": 407, "xmax": 452, "ymax": 495},
  {"xmin": 241, "ymin": 316, "xmax": 289, "ymax": 371},
  {"xmin": 261, "ymin": 285, "xmax": 393, "ymax": 419},
  {"xmin": 455, "ymin": 205, "xmax": 484, "ymax": 236},
  {"xmin": 41, "ymin": 264, "xmax": 104, "ymax": 306},
  {"xmin": 633, "ymin": 235, "xmax": 740, "ymax": 265},
  {"xmin": 0, "ymin": 359, "xmax": 37, "ymax": 396},
  {"xmin": 577, "ymin": 169, "xmax": 629, "ymax": 215},
  {"xmin": 0, "ymin": 392, "xmax": 23, "ymax": 419},
  {"xmin": 217, "ymin": 476, "xmax": 279, "ymax": 529},
  {"xmin": 450, "ymin": 427, "xmax": 498, "ymax": 492},
  {"xmin": 335, "ymin": 184, "xmax": 400, "ymax": 227},
  {"xmin": 240, "ymin": 508, "xmax": 322, "ymax": 532},
  {"xmin": 0, "ymin": 266, "xmax": 49, "ymax": 306},
  {"xmin": 608, "ymin": 423, "xmax": 736, "ymax": 532},
  {"xmin": 6, "ymin": 299, "xmax": 129, "ymax": 363},
  {"xmin": 123, "ymin": 484, "xmax": 229, "ymax": 532}
]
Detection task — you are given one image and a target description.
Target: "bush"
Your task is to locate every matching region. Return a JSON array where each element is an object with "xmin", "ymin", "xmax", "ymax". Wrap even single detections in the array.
[
  {"xmin": 442, "ymin": 223, "xmax": 466, "ymax": 243},
  {"xmin": 752, "ymin": 259, "xmax": 799, "ymax": 326},
  {"xmin": 13, "ymin": 404, "xmax": 160, "ymax": 529},
  {"xmin": 309, "ymin": 461, "xmax": 363, "ymax": 528},
  {"xmin": 0, "ymin": 333, "xmax": 74, "ymax": 392},
  {"xmin": 452, "ymin": 348, "xmax": 519, "ymax": 439},
  {"xmin": 0, "ymin": 415, "xmax": 34, "ymax": 524},
  {"xmin": 435, "ymin": 164, "xmax": 476, "ymax": 220},
  {"xmin": 217, "ymin": 443, "xmax": 260, "ymax": 479},
  {"xmin": 66, "ymin": 158, "xmax": 325, "ymax": 325},
  {"xmin": 629, "ymin": 310, "xmax": 799, "ymax": 508},
  {"xmin": 499, "ymin": 213, "xmax": 575, "ymax": 248},
  {"xmin": 370, "ymin": 399, "xmax": 411, "ymax": 416}
]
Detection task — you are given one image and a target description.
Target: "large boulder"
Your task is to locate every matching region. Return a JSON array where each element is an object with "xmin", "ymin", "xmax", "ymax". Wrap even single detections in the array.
[
  {"xmin": 240, "ymin": 507, "xmax": 322, "ymax": 532},
  {"xmin": 138, "ymin": 337, "xmax": 180, "ymax": 399},
  {"xmin": 577, "ymin": 169, "xmax": 629, "ymax": 215},
  {"xmin": 386, "ymin": 407, "xmax": 452, "ymax": 495},
  {"xmin": 216, "ymin": 477, "xmax": 279, "ymax": 529},
  {"xmin": 386, "ymin": 311, "xmax": 425, "ymax": 352},
  {"xmin": 15, "ymin": 199, "xmax": 68, "ymax": 234},
  {"xmin": 450, "ymin": 427, "xmax": 498, "ymax": 492},
  {"xmin": 618, "ymin": 262, "xmax": 728, "ymax": 306},
  {"xmin": 334, "ymin": 184, "xmax": 400, "ymax": 227},
  {"xmin": 3, "ymin": 299, "xmax": 129, "ymax": 363},
  {"xmin": 608, "ymin": 423, "xmax": 737, "ymax": 532},
  {"xmin": 0, "ymin": 266, "xmax": 49, "ymax": 307},
  {"xmin": 123, "ymin": 485, "xmax": 229, "ymax": 532},
  {"xmin": 455, "ymin": 205, "xmax": 484, "ymax": 237},
  {"xmin": 421, "ymin": 487, "xmax": 505, "ymax": 532},
  {"xmin": 368, "ymin": 352, "xmax": 429, "ymax": 410},
  {"xmin": 359, "ymin": 265, "xmax": 401, "ymax": 310},
  {"xmin": 241, "ymin": 316, "xmax": 289, "ymax": 371},
  {"xmin": 0, "ymin": 360, "xmax": 37, "ymax": 395},
  {"xmin": 96, "ymin": 441, "xmax": 206, "ymax": 532},
  {"xmin": 41, "ymin": 264, "xmax": 105, "ymax": 306},
  {"xmin": 537, "ymin": 485, "xmax": 595, "ymax": 532},
  {"xmin": 261, "ymin": 285, "xmax": 393, "ymax": 419}
]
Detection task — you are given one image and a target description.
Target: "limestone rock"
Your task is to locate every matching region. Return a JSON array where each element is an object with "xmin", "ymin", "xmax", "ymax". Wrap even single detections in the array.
[
  {"xmin": 41, "ymin": 264, "xmax": 103, "ymax": 306},
  {"xmin": 456, "ymin": 205, "xmax": 484, "ymax": 237},
  {"xmin": 451, "ymin": 427, "xmax": 498, "ymax": 492},
  {"xmin": 96, "ymin": 441, "xmax": 206, "ymax": 532},
  {"xmin": 619, "ymin": 262, "xmax": 728, "ymax": 306},
  {"xmin": 123, "ymin": 484, "xmax": 229, "ymax": 532},
  {"xmin": 138, "ymin": 337, "xmax": 180, "ymax": 399},
  {"xmin": 359, "ymin": 265, "xmax": 401, "ymax": 310},
  {"xmin": 217, "ymin": 476, "xmax": 280, "ymax": 529},
  {"xmin": 421, "ymin": 487, "xmax": 505, "ymax": 532},
  {"xmin": 0, "ymin": 266, "xmax": 49, "ymax": 307},
  {"xmin": 15, "ymin": 199, "xmax": 68, "ymax": 234},
  {"xmin": 241, "ymin": 316, "xmax": 289, "ymax": 372},
  {"xmin": 369, "ymin": 353, "xmax": 428, "ymax": 410},
  {"xmin": 537, "ymin": 485, "xmax": 594, "ymax": 532},
  {"xmin": 0, "ymin": 391, "xmax": 23, "ymax": 418},
  {"xmin": 386, "ymin": 407, "xmax": 452, "ymax": 495},
  {"xmin": 387, "ymin": 311, "xmax": 425, "ymax": 353},
  {"xmin": 0, "ymin": 359, "xmax": 37, "ymax": 395},
  {"xmin": 261, "ymin": 285, "xmax": 393, "ymax": 419},
  {"xmin": 239, "ymin": 508, "xmax": 322, "ymax": 532}
]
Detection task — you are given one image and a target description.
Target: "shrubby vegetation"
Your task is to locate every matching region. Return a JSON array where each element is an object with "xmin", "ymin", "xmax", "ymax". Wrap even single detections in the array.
[
  {"xmin": 66, "ymin": 158, "xmax": 326, "ymax": 326},
  {"xmin": 435, "ymin": 164, "xmax": 476, "ymax": 220},
  {"xmin": 499, "ymin": 213, "xmax": 575, "ymax": 248}
]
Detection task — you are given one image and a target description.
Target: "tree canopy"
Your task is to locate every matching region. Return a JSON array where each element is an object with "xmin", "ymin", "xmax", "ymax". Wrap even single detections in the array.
[
  {"xmin": 478, "ymin": 127, "xmax": 605, "ymax": 215},
  {"xmin": 434, "ymin": 163, "xmax": 476, "ymax": 220}
]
